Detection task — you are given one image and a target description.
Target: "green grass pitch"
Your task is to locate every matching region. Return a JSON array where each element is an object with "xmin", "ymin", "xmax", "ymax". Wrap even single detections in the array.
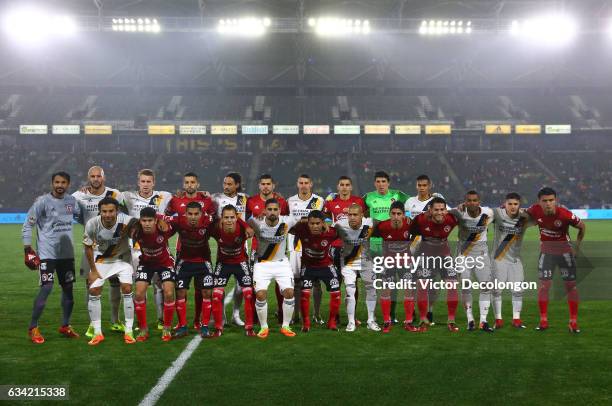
[{"xmin": 2, "ymin": 222, "xmax": 612, "ymax": 405}]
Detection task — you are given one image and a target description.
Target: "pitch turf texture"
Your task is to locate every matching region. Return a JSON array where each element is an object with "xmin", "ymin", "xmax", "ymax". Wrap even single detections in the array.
[{"xmin": 2, "ymin": 222, "xmax": 612, "ymax": 405}]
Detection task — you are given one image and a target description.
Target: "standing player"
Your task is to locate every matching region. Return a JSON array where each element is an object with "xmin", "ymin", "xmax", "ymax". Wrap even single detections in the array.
[
  {"xmin": 165, "ymin": 172, "xmax": 216, "ymax": 330},
  {"xmin": 526, "ymin": 187, "xmax": 586, "ymax": 333},
  {"xmin": 212, "ymin": 172, "xmax": 248, "ymax": 327},
  {"xmin": 450, "ymin": 191, "xmax": 495, "ymax": 332},
  {"xmin": 123, "ymin": 169, "xmax": 172, "ymax": 329},
  {"xmin": 410, "ymin": 197, "xmax": 460, "ymax": 332},
  {"xmin": 491, "ymin": 193, "xmax": 529, "ymax": 329},
  {"xmin": 132, "ymin": 207, "xmax": 177, "ymax": 342},
  {"xmin": 247, "ymin": 199, "xmax": 299, "ymax": 339},
  {"xmin": 373, "ymin": 201, "xmax": 416, "ymax": 333},
  {"xmin": 22, "ymin": 172, "xmax": 81, "ymax": 343},
  {"xmin": 287, "ymin": 174, "xmax": 325, "ymax": 324},
  {"xmin": 73, "ymin": 166, "xmax": 126, "ymax": 337},
  {"xmin": 289, "ymin": 210, "xmax": 341, "ymax": 332},
  {"xmin": 334, "ymin": 204, "xmax": 380, "ymax": 332},
  {"xmin": 208, "ymin": 205, "xmax": 256, "ymax": 337},
  {"xmin": 83, "ymin": 197, "xmax": 139, "ymax": 345}
]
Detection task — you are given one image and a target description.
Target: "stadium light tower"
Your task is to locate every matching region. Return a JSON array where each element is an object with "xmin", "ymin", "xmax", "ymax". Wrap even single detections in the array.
[
  {"xmin": 308, "ymin": 18, "xmax": 371, "ymax": 36},
  {"xmin": 217, "ymin": 17, "xmax": 271, "ymax": 37},
  {"xmin": 2, "ymin": 6, "xmax": 77, "ymax": 44},
  {"xmin": 418, "ymin": 20, "xmax": 472, "ymax": 35},
  {"xmin": 111, "ymin": 18, "xmax": 161, "ymax": 33},
  {"xmin": 510, "ymin": 14, "xmax": 578, "ymax": 46}
]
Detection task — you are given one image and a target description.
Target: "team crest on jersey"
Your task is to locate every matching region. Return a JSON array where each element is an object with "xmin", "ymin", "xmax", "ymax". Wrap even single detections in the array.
[
  {"xmin": 156, "ymin": 236, "xmax": 164, "ymax": 244},
  {"xmin": 444, "ymin": 225, "xmax": 451, "ymax": 233},
  {"xmin": 403, "ymin": 231, "xmax": 409, "ymax": 238},
  {"xmin": 234, "ymin": 237, "xmax": 242, "ymax": 244},
  {"xmin": 321, "ymin": 240, "xmax": 329, "ymax": 247},
  {"xmin": 198, "ymin": 229, "xmax": 206, "ymax": 236},
  {"xmin": 65, "ymin": 204, "xmax": 73, "ymax": 214},
  {"xmin": 554, "ymin": 219, "xmax": 562, "ymax": 227}
]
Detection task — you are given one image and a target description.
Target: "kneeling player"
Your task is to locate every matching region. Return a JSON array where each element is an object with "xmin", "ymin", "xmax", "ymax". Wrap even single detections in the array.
[
  {"xmin": 133, "ymin": 208, "xmax": 177, "ymax": 342},
  {"xmin": 208, "ymin": 205, "xmax": 256, "ymax": 337},
  {"xmin": 290, "ymin": 210, "xmax": 341, "ymax": 332}
]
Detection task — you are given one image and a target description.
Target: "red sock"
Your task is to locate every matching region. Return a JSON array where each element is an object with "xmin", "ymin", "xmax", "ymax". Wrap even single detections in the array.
[
  {"xmin": 565, "ymin": 281, "xmax": 579, "ymax": 322},
  {"xmin": 329, "ymin": 291, "xmax": 341, "ymax": 325},
  {"xmin": 447, "ymin": 282, "xmax": 458, "ymax": 322},
  {"xmin": 275, "ymin": 282, "xmax": 284, "ymax": 319},
  {"xmin": 301, "ymin": 289, "xmax": 311, "ymax": 328},
  {"xmin": 201, "ymin": 297, "xmax": 212, "ymax": 327},
  {"xmin": 134, "ymin": 299, "xmax": 147, "ymax": 330},
  {"xmin": 176, "ymin": 298, "xmax": 187, "ymax": 327},
  {"xmin": 417, "ymin": 285, "xmax": 429, "ymax": 321},
  {"xmin": 380, "ymin": 297, "xmax": 392, "ymax": 323},
  {"xmin": 212, "ymin": 288, "xmax": 225, "ymax": 330},
  {"xmin": 242, "ymin": 287, "xmax": 254, "ymax": 329},
  {"xmin": 163, "ymin": 301, "xmax": 175, "ymax": 328},
  {"xmin": 194, "ymin": 289, "xmax": 203, "ymax": 323},
  {"xmin": 404, "ymin": 297, "xmax": 415, "ymax": 323},
  {"xmin": 538, "ymin": 280, "xmax": 552, "ymax": 321}
]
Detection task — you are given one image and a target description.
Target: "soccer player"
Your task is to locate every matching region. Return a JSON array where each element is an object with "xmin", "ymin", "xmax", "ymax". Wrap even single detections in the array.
[
  {"xmin": 212, "ymin": 172, "xmax": 249, "ymax": 327},
  {"xmin": 165, "ymin": 172, "xmax": 216, "ymax": 330},
  {"xmin": 132, "ymin": 207, "xmax": 177, "ymax": 342},
  {"xmin": 165, "ymin": 202, "xmax": 214, "ymax": 338},
  {"xmin": 373, "ymin": 201, "xmax": 417, "ymax": 333},
  {"xmin": 409, "ymin": 197, "xmax": 460, "ymax": 332},
  {"xmin": 334, "ymin": 203, "xmax": 380, "ymax": 332},
  {"xmin": 83, "ymin": 197, "xmax": 139, "ymax": 345},
  {"xmin": 450, "ymin": 191, "xmax": 495, "ymax": 332},
  {"xmin": 491, "ymin": 193, "xmax": 529, "ymax": 329},
  {"xmin": 73, "ymin": 166, "xmax": 126, "ymax": 337},
  {"xmin": 289, "ymin": 210, "xmax": 341, "ymax": 332},
  {"xmin": 287, "ymin": 174, "xmax": 325, "ymax": 324},
  {"xmin": 123, "ymin": 169, "xmax": 172, "ymax": 329},
  {"xmin": 525, "ymin": 187, "xmax": 586, "ymax": 333},
  {"xmin": 248, "ymin": 198, "xmax": 299, "ymax": 339},
  {"xmin": 208, "ymin": 205, "xmax": 256, "ymax": 337},
  {"xmin": 22, "ymin": 171, "xmax": 81, "ymax": 344}
]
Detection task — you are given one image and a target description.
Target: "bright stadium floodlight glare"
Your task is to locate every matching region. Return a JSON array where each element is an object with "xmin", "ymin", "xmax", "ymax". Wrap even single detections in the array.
[
  {"xmin": 217, "ymin": 17, "xmax": 271, "ymax": 37},
  {"xmin": 111, "ymin": 17, "xmax": 161, "ymax": 33},
  {"xmin": 309, "ymin": 18, "xmax": 371, "ymax": 36},
  {"xmin": 510, "ymin": 14, "xmax": 577, "ymax": 46},
  {"xmin": 2, "ymin": 7, "xmax": 77, "ymax": 44},
  {"xmin": 419, "ymin": 20, "xmax": 472, "ymax": 35}
]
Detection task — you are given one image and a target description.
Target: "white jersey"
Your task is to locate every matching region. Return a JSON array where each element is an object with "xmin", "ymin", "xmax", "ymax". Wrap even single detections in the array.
[
  {"xmin": 251, "ymin": 216, "xmax": 299, "ymax": 262},
  {"xmin": 335, "ymin": 218, "xmax": 374, "ymax": 269},
  {"xmin": 83, "ymin": 213, "xmax": 134, "ymax": 264},
  {"xmin": 287, "ymin": 193, "xmax": 324, "ymax": 251},
  {"xmin": 73, "ymin": 187, "xmax": 124, "ymax": 225},
  {"xmin": 452, "ymin": 206, "xmax": 494, "ymax": 256},
  {"xmin": 404, "ymin": 193, "xmax": 445, "ymax": 219},
  {"xmin": 122, "ymin": 190, "xmax": 172, "ymax": 219},
  {"xmin": 492, "ymin": 207, "xmax": 527, "ymax": 262},
  {"xmin": 212, "ymin": 192, "xmax": 248, "ymax": 218}
]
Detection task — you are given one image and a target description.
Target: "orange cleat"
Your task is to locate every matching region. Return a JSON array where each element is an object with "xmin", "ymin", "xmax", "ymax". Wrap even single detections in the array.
[
  {"xmin": 58, "ymin": 325, "xmax": 79, "ymax": 339},
  {"xmin": 280, "ymin": 326, "xmax": 296, "ymax": 337},
  {"xmin": 29, "ymin": 327, "xmax": 45, "ymax": 344},
  {"xmin": 88, "ymin": 334, "xmax": 105, "ymax": 346}
]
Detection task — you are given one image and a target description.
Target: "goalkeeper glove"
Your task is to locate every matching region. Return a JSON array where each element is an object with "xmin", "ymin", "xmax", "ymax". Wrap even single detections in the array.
[{"xmin": 24, "ymin": 247, "xmax": 41, "ymax": 270}]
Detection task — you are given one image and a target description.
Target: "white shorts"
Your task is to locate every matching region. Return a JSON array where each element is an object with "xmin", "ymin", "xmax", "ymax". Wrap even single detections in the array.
[
  {"xmin": 289, "ymin": 250, "xmax": 302, "ymax": 277},
  {"xmin": 341, "ymin": 265, "xmax": 375, "ymax": 288},
  {"xmin": 254, "ymin": 259, "xmax": 294, "ymax": 292},
  {"xmin": 90, "ymin": 261, "xmax": 134, "ymax": 289},
  {"xmin": 457, "ymin": 253, "xmax": 492, "ymax": 283},
  {"xmin": 493, "ymin": 259, "xmax": 524, "ymax": 292}
]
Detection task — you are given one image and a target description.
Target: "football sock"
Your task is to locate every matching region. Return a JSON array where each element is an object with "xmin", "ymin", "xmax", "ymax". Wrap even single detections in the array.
[
  {"xmin": 282, "ymin": 298, "xmax": 295, "ymax": 328},
  {"xmin": 30, "ymin": 284, "xmax": 53, "ymax": 329},
  {"xmin": 176, "ymin": 298, "xmax": 187, "ymax": 327},
  {"xmin": 329, "ymin": 291, "xmax": 341, "ymax": 324},
  {"xmin": 212, "ymin": 288, "xmax": 225, "ymax": 330},
  {"xmin": 345, "ymin": 284, "xmax": 357, "ymax": 324},
  {"xmin": 122, "ymin": 293, "xmax": 134, "ymax": 333},
  {"xmin": 300, "ymin": 289, "xmax": 312, "ymax": 328},
  {"xmin": 60, "ymin": 285, "xmax": 74, "ymax": 327},
  {"xmin": 417, "ymin": 285, "xmax": 429, "ymax": 322},
  {"xmin": 134, "ymin": 299, "xmax": 147, "ymax": 330},
  {"xmin": 88, "ymin": 294, "xmax": 102, "ymax": 334},
  {"xmin": 565, "ymin": 280, "xmax": 579, "ymax": 323},
  {"xmin": 201, "ymin": 297, "xmax": 212, "ymax": 327},
  {"xmin": 403, "ymin": 296, "xmax": 415, "ymax": 323},
  {"xmin": 380, "ymin": 296, "xmax": 392, "ymax": 323},
  {"xmin": 447, "ymin": 282, "xmax": 458, "ymax": 322},
  {"xmin": 538, "ymin": 280, "xmax": 552, "ymax": 321},
  {"xmin": 365, "ymin": 285, "xmax": 377, "ymax": 323},
  {"xmin": 242, "ymin": 287, "xmax": 254, "ymax": 329},
  {"xmin": 493, "ymin": 290, "xmax": 503, "ymax": 319},
  {"xmin": 479, "ymin": 291, "xmax": 491, "ymax": 323},
  {"xmin": 462, "ymin": 287, "xmax": 474, "ymax": 322},
  {"xmin": 512, "ymin": 291, "xmax": 523, "ymax": 320},
  {"xmin": 163, "ymin": 301, "xmax": 175, "ymax": 328},
  {"xmin": 256, "ymin": 298, "xmax": 268, "ymax": 329}
]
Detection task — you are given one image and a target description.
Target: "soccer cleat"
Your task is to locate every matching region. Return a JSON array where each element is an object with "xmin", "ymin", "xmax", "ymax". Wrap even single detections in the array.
[
  {"xmin": 535, "ymin": 320, "xmax": 549, "ymax": 331},
  {"xmin": 568, "ymin": 321, "xmax": 581, "ymax": 334},
  {"xmin": 88, "ymin": 334, "xmax": 105, "ymax": 346},
  {"xmin": 280, "ymin": 326, "xmax": 296, "ymax": 337},
  {"xmin": 209, "ymin": 329, "xmax": 223, "ymax": 338},
  {"xmin": 301, "ymin": 326, "xmax": 310, "ymax": 333},
  {"xmin": 110, "ymin": 322, "xmax": 125, "ymax": 333},
  {"xmin": 193, "ymin": 320, "xmax": 202, "ymax": 330},
  {"xmin": 495, "ymin": 319, "xmax": 504, "ymax": 329},
  {"xmin": 327, "ymin": 321, "xmax": 339, "ymax": 331},
  {"xmin": 512, "ymin": 319, "xmax": 526, "ymax": 329},
  {"xmin": 85, "ymin": 324, "xmax": 95, "ymax": 338},
  {"xmin": 58, "ymin": 325, "xmax": 79, "ymax": 339},
  {"xmin": 418, "ymin": 321, "xmax": 429, "ymax": 332},
  {"xmin": 173, "ymin": 326, "xmax": 189, "ymax": 339},
  {"xmin": 382, "ymin": 322, "xmax": 391, "ymax": 334},
  {"xmin": 367, "ymin": 320, "xmax": 381, "ymax": 332},
  {"xmin": 245, "ymin": 328, "xmax": 256, "ymax": 337},
  {"xmin": 467, "ymin": 320, "xmax": 476, "ymax": 331},
  {"xmin": 479, "ymin": 322, "xmax": 494, "ymax": 333},
  {"xmin": 124, "ymin": 332, "xmax": 136, "ymax": 344},
  {"xmin": 345, "ymin": 322, "xmax": 356, "ymax": 332},
  {"xmin": 427, "ymin": 311, "xmax": 435, "ymax": 326},
  {"xmin": 232, "ymin": 313, "xmax": 245, "ymax": 327},
  {"xmin": 29, "ymin": 327, "xmax": 45, "ymax": 344},
  {"xmin": 199, "ymin": 325, "xmax": 210, "ymax": 338},
  {"xmin": 136, "ymin": 329, "xmax": 149, "ymax": 342},
  {"xmin": 161, "ymin": 328, "xmax": 172, "ymax": 342},
  {"xmin": 391, "ymin": 318, "xmax": 399, "ymax": 325},
  {"xmin": 404, "ymin": 322, "xmax": 420, "ymax": 333},
  {"xmin": 313, "ymin": 315, "xmax": 326, "ymax": 326},
  {"xmin": 447, "ymin": 322, "xmax": 459, "ymax": 332},
  {"xmin": 157, "ymin": 319, "xmax": 164, "ymax": 330},
  {"xmin": 257, "ymin": 327, "xmax": 269, "ymax": 339}
]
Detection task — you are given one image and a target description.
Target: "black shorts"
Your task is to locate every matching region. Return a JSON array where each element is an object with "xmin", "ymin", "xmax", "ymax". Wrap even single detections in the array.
[
  {"xmin": 135, "ymin": 265, "xmax": 176, "ymax": 284},
  {"xmin": 380, "ymin": 268, "xmax": 414, "ymax": 284},
  {"xmin": 214, "ymin": 262, "xmax": 252, "ymax": 288},
  {"xmin": 39, "ymin": 259, "xmax": 75, "ymax": 287},
  {"xmin": 175, "ymin": 260, "xmax": 213, "ymax": 290},
  {"xmin": 538, "ymin": 252, "xmax": 577, "ymax": 281},
  {"xmin": 301, "ymin": 266, "xmax": 341, "ymax": 292},
  {"xmin": 416, "ymin": 257, "xmax": 456, "ymax": 280}
]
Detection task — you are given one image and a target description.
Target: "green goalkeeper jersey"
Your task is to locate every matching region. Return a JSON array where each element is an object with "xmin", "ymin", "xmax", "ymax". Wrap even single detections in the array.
[{"xmin": 363, "ymin": 189, "xmax": 410, "ymax": 255}]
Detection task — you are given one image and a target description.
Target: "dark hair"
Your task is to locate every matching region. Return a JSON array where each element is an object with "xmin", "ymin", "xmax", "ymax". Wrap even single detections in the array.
[
  {"xmin": 338, "ymin": 175, "xmax": 352, "ymax": 183},
  {"xmin": 51, "ymin": 171, "xmax": 71, "ymax": 183},
  {"xmin": 259, "ymin": 174, "xmax": 274, "ymax": 182},
  {"xmin": 429, "ymin": 197, "xmax": 447, "ymax": 207},
  {"xmin": 98, "ymin": 197, "xmax": 119, "ymax": 210},
  {"xmin": 225, "ymin": 172, "xmax": 242, "ymax": 192},
  {"xmin": 308, "ymin": 210, "xmax": 325, "ymax": 221},
  {"xmin": 416, "ymin": 174, "xmax": 430, "ymax": 183},
  {"xmin": 184, "ymin": 172, "xmax": 198, "ymax": 179},
  {"xmin": 390, "ymin": 201, "xmax": 405, "ymax": 213},
  {"xmin": 505, "ymin": 192, "xmax": 521, "ymax": 201},
  {"xmin": 140, "ymin": 207, "xmax": 157, "ymax": 218},
  {"xmin": 186, "ymin": 201, "xmax": 202, "ymax": 211},
  {"xmin": 538, "ymin": 187, "xmax": 556, "ymax": 198},
  {"xmin": 265, "ymin": 198, "xmax": 280, "ymax": 207},
  {"xmin": 222, "ymin": 204, "xmax": 237, "ymax": 215},
  {"xmin": 466, "ymin": 190, "xmax": 479, "ymax": 197},
  {"xmin": 374, "ymin": 171, "xmax": 390, "ymax": 181},
  {"xmin": 298, "ymin": 174, "xmax": 311, "ymax": 180}
]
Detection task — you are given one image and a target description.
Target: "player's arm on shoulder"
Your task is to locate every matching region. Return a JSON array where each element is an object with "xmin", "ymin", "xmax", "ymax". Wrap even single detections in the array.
[
  {"xmin": 246, "ymin": 217, "xmax": 261, "ymax": 236},
  {"xmin": 236, "ymin": 217, "xmax": 254, "ymax": 239}
]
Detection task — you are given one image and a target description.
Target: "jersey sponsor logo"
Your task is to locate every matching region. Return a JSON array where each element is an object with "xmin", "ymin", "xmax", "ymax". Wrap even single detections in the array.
[{"xmin": 65, "ymin": 204, "xmax": 74, "ymax": 214}]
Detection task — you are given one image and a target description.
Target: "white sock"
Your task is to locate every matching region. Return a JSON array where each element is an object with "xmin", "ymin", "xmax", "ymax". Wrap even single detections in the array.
[
  {"xmin": 493, "ymin": 292, "xmax": 502, "ymax": 319},
  {"xmin": 365, "ymin": 286, "xmax": 377, "ymax": 323},
  {"xmin": 122, "ymin": 293, "xmax": 134, "ymax": 333},
  {"xmin": 110, "ymin": 284, "xmax": 121, "ymax": 324},
  {"xmin": 154, "ymin": 287, "xmax": 163, "ymax": 320},
  {"xmin": 346, "ymin": 285, "xmax": 356, "ymax": 324},
  {"xmin": 463, "ymin": 290, "xmax": 474, "ymax": 322},
  {"xmin": 282, "ymin": 298, "xmax": 295, "ymax": 328},
  {"xmin": 512, "ymin": 296, "xmax": 522, "ymax": 319},
  {"xmin": 256, "ymin": 299, "xmax": 268, "ymax": 329},
  {"xmin": 479, "ymin": 300, "xmax": 490, "ymax": 323},
  {"xmin": 88, "ymin": 295, "xmax": 102, "ymax": 334}
]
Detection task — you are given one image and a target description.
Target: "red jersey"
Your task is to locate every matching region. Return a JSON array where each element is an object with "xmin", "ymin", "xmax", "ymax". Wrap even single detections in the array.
[
  {"xmin": 374, "ymin": 218, "xmax": 412, "ymax": 257},
  {"xmin": 168, "ymin": 214, "xmax": 213, "ymax": 262},
  {"xmin": 409, "ymin": 213, "xmax": 458, "ymax": 256},
  {"xmin": 526, "ymin": 204, "xmax": 581, "ymax": 254},
  {"xmin": 136, "ymin": 227, "xmax": 176, "ymax": 268},
  {"xmin": 246, "ymin": 193, "xmax": 289, "ymax": 218},
  {"xmin": 165, "ymin": 192, "xmax": 217, "ymax": 218},
  {"xmin": 290, "ymin": 222, "xmax": 338, "ymax": 267},
  {"xmin": 208, "ymin": 218, "xmax": 251, "ymax": 264},
  {"xmin": 324, "ymin": 194, "xmax": 366, "ymax": 222}
]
